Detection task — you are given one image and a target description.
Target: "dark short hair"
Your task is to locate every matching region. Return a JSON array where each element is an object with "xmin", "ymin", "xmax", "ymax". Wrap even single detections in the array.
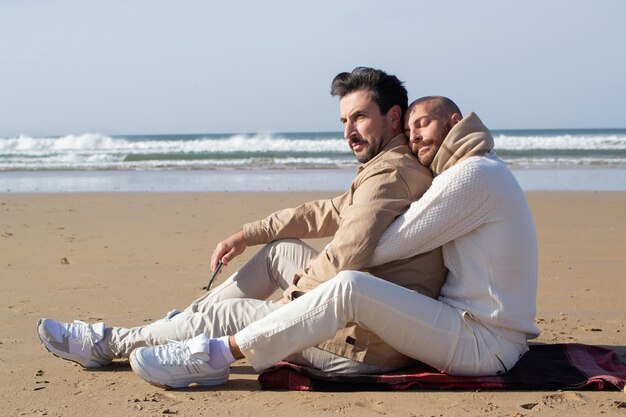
[{"xmin": 330, "ymin": 67, "xmax": 408, "ymax": 118}]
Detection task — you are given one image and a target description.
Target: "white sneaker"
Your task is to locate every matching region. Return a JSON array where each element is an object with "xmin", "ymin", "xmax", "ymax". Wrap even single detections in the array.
[
  {"xmin": 129, "ymin": 333, "xmax": 229, "ymax": 389},
  {"xmin": 37, "ymin": 319, "xmax": 112, "ymax": 368}
]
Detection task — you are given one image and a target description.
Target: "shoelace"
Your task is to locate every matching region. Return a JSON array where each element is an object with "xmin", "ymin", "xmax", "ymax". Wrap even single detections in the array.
[
  {"xmin": 156, "ymin": 340, "xmax": 196, "ymax": 366},
  {"xmin": 63, "ymin": 320, "xmax": 96, "ymax": 350}
]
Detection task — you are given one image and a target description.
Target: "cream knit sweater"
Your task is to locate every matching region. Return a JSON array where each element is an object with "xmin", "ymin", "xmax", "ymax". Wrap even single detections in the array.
[{"xmin": 371, "ymin": 113, "xmax": 540, "ymax": 341}]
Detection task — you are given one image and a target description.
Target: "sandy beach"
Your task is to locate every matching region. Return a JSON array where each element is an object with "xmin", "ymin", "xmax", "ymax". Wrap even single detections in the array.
[{"xmin": 1, "ymin": 191, "xmax": 625, "ymax": 416}]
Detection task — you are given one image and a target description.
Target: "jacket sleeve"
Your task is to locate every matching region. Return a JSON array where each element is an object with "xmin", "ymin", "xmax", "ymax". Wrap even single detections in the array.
[
  {"xmin": 284, "ymin": 163, "xmax": 429, "ymax": 299},
  {"xmin": 242, "ymin": 196, "xmax": 344, "ymax": 246},
  {"xmin": 371, "ymin": 160, "xmax": 491, "ymax": 266}
]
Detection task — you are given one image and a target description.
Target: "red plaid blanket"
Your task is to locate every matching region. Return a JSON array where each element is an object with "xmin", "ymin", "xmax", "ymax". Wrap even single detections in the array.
[{"xmin": 259, "ymin": 344, "xmax": 626, "ymax": 391}]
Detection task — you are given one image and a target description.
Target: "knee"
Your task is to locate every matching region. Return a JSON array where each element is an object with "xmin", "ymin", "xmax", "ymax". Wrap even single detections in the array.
[
  {"xmin": 266, "ymin": 238, "xmax": 304, "ymax": 252},
  {"xmin": 334, "ymin": 270, "xmax": 361, "ymax": 282},
  {"xmin": 318, "ymin": 271, "xmax": 376, "ymax": 319},
  {"xmin": 261, "ymin": 238, "xmax": 301, "ymax": 257},
  {"xmin": 330, "ymin": 270, "xmax": 373, "ymax": 291}
]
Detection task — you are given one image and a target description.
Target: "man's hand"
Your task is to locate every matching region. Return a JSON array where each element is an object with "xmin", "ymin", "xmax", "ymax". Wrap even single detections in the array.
[
  {"xmin": 211, "ymin": 230, "xmax": 247, "ymax": 272},
  {"xmin": 276, "ymin": 296, "xmax": 290, "ymax": 305}
]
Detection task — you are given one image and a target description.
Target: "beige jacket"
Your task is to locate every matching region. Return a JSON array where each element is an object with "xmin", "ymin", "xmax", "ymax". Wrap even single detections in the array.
[{"xmin": 243, "ymin": 134, "xmax": 447, "ymax": 368}]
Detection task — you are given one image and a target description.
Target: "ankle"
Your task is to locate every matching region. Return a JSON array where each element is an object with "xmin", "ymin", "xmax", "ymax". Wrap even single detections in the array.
[
  {"xmin": 100, "ymin": 328, "xmax": 118, "ymax": 359},
  {"xmin": 228, "ymin": 336, "xmax": 244, "ymax": 360},
  {"xmin": 207, "ymin": 337, "xmax": 236, "ymax": 369},
  {"xmin": 216, "ymin": 336, "xmax": 236, "ymax": 362}
]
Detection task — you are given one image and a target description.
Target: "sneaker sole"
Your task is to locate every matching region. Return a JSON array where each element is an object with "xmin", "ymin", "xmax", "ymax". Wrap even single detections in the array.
[
  {"xmin": 36, "ymin": 319, "xmax": 109, "ymax": 369},
  {"xmin": 129, "ymin": 350, "xmax": 229, "ymax": 389}
]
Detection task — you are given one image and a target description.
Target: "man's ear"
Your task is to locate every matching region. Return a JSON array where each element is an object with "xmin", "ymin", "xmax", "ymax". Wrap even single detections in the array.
[
  {"xmin": 450, "ymin": 112, "xmax": 462, "ymax": 127},
  {"xmin": 388, "ymin": 105, "xmax": 402, "ymax": 130}
]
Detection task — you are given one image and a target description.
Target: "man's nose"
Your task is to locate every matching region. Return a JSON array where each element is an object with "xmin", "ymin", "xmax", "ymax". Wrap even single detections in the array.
[
  {"xmin": 409, "ymin": 133, "xmax": 420, "ymax": 145},
  {"xmin": 344, "ymin": 122, "xmax": 356, "ymax": 140}
]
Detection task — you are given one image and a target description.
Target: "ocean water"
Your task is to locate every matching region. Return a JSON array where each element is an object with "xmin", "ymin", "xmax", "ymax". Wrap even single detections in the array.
[
  {"xmin": 2, "ymin": 129, "xmax": 626, "ymax": 171},
  {"xmin": 1, "ymin": 129, "xmax": 626, "ymax": 192}
]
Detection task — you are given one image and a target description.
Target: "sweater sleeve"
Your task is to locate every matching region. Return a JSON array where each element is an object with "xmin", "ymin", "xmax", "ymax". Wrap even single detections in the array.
[{"xmin": 371, "ymin": 159, "xmax": 491, "ymax": 266}]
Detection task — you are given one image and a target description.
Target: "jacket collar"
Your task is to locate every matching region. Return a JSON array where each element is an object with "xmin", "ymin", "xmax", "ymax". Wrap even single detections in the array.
[{"xmin": 357, "ymin": 133, "xmax": 407, "ymax": 173}]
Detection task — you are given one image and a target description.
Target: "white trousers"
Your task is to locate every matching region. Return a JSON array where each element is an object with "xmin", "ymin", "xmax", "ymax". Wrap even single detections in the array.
[
  {"xmin": 235, "ymin": 271, "xmax": 529, "ymax": 376},
  {"xmin": 104, "ymin": 239, "xmax": 386, "ymax": 373}
]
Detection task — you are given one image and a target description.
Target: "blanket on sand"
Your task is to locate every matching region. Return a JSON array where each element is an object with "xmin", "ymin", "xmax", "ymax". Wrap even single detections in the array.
[{"xmin": 259, "ymin": 344, "xmax": 626, "ymax": 392}]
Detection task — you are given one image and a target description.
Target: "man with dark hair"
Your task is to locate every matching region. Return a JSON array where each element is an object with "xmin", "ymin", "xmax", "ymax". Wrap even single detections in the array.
[
  {"xmin": 331, "ymin": 66, "xmax": 409, "ymax": 120},
  {"xmin": 38, "ymin": 67, "xmax": 446, "ymax": 381},
  {"xmin": 328, "ymin": 67, "xmax": 408, "ymax": 164},
  {"xmin": 128, "ymin": 95, "xmax": 539, "ymax": 389}
]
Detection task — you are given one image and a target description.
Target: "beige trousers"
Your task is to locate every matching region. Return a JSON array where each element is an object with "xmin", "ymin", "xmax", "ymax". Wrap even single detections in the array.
[
  {"xmin": 235, "ymin": 271, "xmax": 529, "ymax": 376},
  {"xmin": 104, "ymin": 239, "xmax": 387, "ymax": 373}
]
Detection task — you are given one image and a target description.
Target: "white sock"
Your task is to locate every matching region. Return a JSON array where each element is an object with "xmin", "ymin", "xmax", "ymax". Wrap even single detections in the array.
[{"xmin": 207, "ymin": 336, "xmax": 236, "ymax": 369}]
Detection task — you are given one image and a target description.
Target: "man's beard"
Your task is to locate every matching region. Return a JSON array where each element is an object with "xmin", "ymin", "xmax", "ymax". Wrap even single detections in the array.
[
  {"xmin": 351, "ymin": 138, "xmax": 379, "ymax": 163},
  {"xmin": 417, "ymin": 121, "xmax": 453, "ymax": 167}
]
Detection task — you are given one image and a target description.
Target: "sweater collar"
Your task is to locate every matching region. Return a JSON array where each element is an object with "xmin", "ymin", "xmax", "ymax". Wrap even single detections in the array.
[{"xmin": 430, "ymin": 112, "xmax": 494, "ymax": 176}]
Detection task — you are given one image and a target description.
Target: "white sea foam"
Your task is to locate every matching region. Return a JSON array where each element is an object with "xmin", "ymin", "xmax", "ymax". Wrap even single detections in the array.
[
  {"xmin": 0, "ymin": 155, "xmax": 355, "ymax": 171},
  {"xmin": 494, "ymin": 134, "xmax": 626, "ymax": 150},
  {"xmin": 0, "ymin": 133, "xmax": 347, "ymax": 154},
  {"xmin": 1, "ymin": 130, "xmax": 626, "ymax": 170},
  {"xmin": 2, "ymin": 132, "xmax": 625, "ymax": 154},
  {"xmin": 503, "ymin": 156, "xmax": 626, "ymax": 168}
]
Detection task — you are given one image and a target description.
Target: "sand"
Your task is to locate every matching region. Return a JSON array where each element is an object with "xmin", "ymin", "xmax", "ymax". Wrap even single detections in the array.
[{"xmin": 1, "ymin": 191, "xmax": 625, "ymax": 416}]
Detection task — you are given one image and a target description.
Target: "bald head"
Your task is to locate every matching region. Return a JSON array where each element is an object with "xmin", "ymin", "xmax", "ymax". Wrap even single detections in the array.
[
  {"xmin": 407, "ymin": 96, "xmax": 462, "ymax": 121},
  {"xmin": 404, "ymin": 96, "xmax": 463, "ymax": 167}
]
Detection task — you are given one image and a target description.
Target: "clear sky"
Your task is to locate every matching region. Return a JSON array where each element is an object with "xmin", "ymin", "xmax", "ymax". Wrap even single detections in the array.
[{"xmin": 1, "ymin": 0, "xmax": 625, "ymax": 136}]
